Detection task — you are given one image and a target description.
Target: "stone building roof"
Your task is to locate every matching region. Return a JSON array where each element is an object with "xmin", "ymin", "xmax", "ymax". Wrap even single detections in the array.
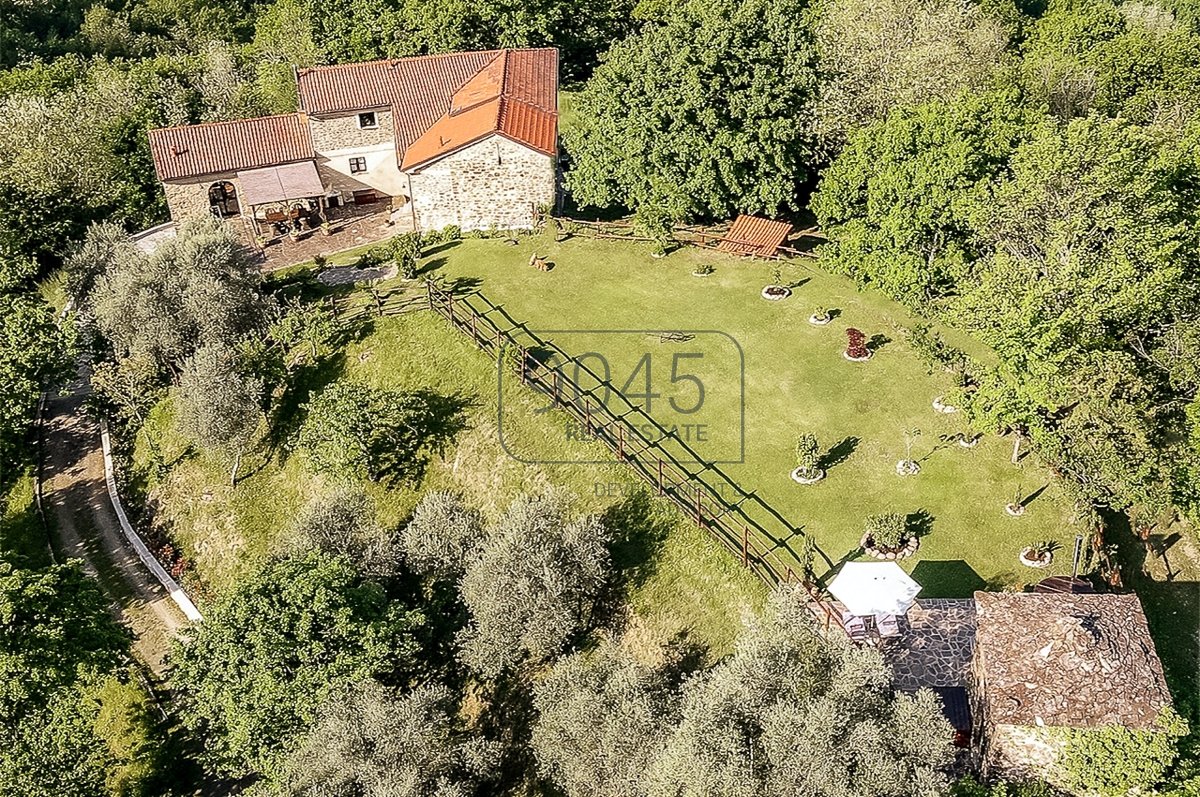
[
  {"xmin": 299, "ymin": 48, "xmax": 558, "ymax": 169},
  {"xmin": 148, "ymin": 114, "xmax": 314, "ymax": 181},
  {"xmin": 973, "ymin": 592, "xmax": 1171, "ymax": 730},
  {"xmin": 149, "ymin": 49, "xmax": 558, "ymax": 182}
]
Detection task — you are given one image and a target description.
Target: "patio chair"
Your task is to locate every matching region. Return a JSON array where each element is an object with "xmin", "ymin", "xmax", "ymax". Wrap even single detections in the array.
[
  {"xmin": 841, "ymin": 611, "xmax": 868, "ymax": 642},
  {"xmin": 876, "ymin": 613, "xmax": 901, "ymax": 638}
]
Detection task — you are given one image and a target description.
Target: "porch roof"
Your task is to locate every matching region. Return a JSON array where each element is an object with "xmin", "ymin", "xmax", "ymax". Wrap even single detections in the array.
[{"xmin": 236, "ymin": 161, "xmax": 325, "ymax": 206}]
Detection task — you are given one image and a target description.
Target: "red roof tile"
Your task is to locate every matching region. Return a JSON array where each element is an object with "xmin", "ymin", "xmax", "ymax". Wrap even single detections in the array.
[
  {"xmin": 149, "ymin": 114, "xmax": 314, "ymax": 182},
  {"xmin": 150, "ymin": 49, "xmax": 558, "ymax": 181},
  {"xmin": 718, "ymin": 215, "xmax": 793, "ymax": 257}
]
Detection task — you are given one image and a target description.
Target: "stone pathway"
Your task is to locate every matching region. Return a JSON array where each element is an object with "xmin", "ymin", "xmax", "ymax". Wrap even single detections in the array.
[{"xmin": 883, "ymin": 598, "xmax": 977, "ymax": 689}]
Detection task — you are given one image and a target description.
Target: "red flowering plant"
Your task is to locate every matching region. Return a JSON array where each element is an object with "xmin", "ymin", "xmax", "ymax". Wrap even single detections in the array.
[{"xmin": 845, "ymin": 328, "xmax": 870, "ymax": 359}]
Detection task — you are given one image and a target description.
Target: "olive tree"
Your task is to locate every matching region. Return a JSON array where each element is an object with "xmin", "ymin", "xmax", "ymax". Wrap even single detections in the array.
[
  {"xmin": 400, "ymin": 491, "xmax": 485, "ymax": 578},
  {"xmin": 457, "ymin": 493, "xmax": 610, "ymax": 678},
  {"xmin": 649, "ymin": 587, "xmax": 954, "ymax": 797},
  {"xmin": 292, "ymin": 488, "xmax": 402, "ymax": 578},
  {"xmin": 72, "ymin": 217, "xmax": 265, "ymax": 376},
  {"xmin": 279, "ymin": 680, "xmax": 499, "ymax": 797},
  {"xmin": 532, "ymin": 642, "xmax": 677, "ymax": 797},
  {"xmin": 176, "ymin": 344, "xmax": 263, "ymax": 485}
]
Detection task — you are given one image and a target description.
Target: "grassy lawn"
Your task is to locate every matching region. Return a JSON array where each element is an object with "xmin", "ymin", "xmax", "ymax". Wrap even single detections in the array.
[
  {"xmin": 427, "ymin": 235, "xmax": 1080, "ymax": 596},
  {"xmin": 132, "ymin": 309, "xmax": 765, "ymax": 656}
]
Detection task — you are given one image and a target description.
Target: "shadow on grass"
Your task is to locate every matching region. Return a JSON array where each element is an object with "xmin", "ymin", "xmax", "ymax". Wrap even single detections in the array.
[
  {"xmin": 819, "ymin": 436, "xmax": 859, "ymax": 470},
  {"xmin": 265, "ymin": 352, "xmax": 349, "ymax": 454},
  {"xmin": 907, "ymin": 509, "xmax": 936, "ymax": 539},
  {"xmin": 911, "ymin": 559, "xmax": 986, "ymax": 598},
  {"xmin": 376, "ymin": 390, "xmax": 475, "ymax": 487}
]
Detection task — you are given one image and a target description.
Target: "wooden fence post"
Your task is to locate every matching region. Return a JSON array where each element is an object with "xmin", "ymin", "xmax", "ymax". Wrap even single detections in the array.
[
  {"xmin": 695, "ymin": 487, "xmax": 702, "ymax": 528},
  {"xmin": 617, "ymin": 424, "xmax": 625, "ymax": 460},
  {"xmin": 425, "ymin": 280, "xmax": 434, "ymax": 311},
  {"xmin": 657, "ymin": 459, "xmax": 664, "ymax": 496},
  {"xmin": 585, "ymin": 399, "xmax": 592, "ymax": 436},
  {"xmin": 519, "ymin": 347, "xmax": 527, "ymax": 384},
  {"xmin": 742, "ymin": 526, "xmax": 749, "ymax": 568}
]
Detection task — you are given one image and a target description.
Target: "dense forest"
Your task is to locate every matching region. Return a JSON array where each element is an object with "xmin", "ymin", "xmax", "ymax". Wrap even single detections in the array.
[{"xmin": 0, "ymin": 0, "xmax": 1198, "ymax": 794}]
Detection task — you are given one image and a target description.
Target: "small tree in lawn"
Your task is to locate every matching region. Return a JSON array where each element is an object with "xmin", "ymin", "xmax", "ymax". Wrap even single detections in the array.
[
  {"xmin": 793, "ymin": 434, "xmax": 824, "ymax": 483},
  {"xmin": 864, "ymin": 513, "xmax": 908, "ymax": 552},
  {"xmin": 897, "ymin": 426, "xmax": 921, "ymax": 475},
  {"xmin": 845, "ymin": 327, "xmax": 870, "ymax": 360},
  {"xmin": 298, "ymin": 381, "xmax": 434, "ymax": 483},
  {"xmin": 177, "ymin": 344, "xmax": 263, "ymax": 486}
]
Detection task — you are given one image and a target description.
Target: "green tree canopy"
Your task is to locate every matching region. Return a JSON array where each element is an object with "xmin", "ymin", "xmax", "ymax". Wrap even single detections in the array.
[
  {"xmin": 564, "ymin": 0, "xmax": 824, "ymax": 221},
  {"xmin": 170, "ymin": 552, "xmax": 426, "ymax": 777}
]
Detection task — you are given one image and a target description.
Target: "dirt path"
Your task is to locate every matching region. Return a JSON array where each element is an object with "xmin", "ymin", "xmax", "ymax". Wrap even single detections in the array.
[{"xmin": 41, "ymin": 383, "xmax": 187, "ymax": 676}]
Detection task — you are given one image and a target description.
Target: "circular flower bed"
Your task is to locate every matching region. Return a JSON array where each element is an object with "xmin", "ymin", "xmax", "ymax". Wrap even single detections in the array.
[
  {"xmin": 861, "ymin": 532, "xmax": 921, "ymax": 561},
  {"xmin": 790, "ymin": 467, "xmax": 826, "ymax": 485},
  {"xmin": 895, "ymin": 459, "xmax": 921, "ymax": 476},
  {"xmin": 1005, "ymin": 502, "xmax": 1026, "ymax": 517},
  {"xmin": 958, "ymin": 435, "xmax": 979, "ymax": 449},
  {"xmin": 761, "ymin": 285, "xmax": 791, "ymax": 301},
  {"xmin": 808, "ymin": 313, "xmax": 831, "ymax": 326},
  {"xmin": 1019, "ymin": 546, "xmax": 1052, "ymax": 568}
]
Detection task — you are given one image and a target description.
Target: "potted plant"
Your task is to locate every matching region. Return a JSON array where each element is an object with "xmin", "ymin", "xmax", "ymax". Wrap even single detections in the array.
[
  {"xmin": 895, "ymin": 428, "xmax": 921, "ymax": 475},
  {"xmin": 1005, "ymin": 484, "xmax": 1026, "ymax": 517},
  {"xmin": 319, "ymin": 221, "xmax": 333, "ymax": 236},
  {"xmin": 761, "ymin": 266, "xmax": 791, "ymax": 300},
  {"xmin": 809, "ymin": 306, "xmax": 832, "ymax": 326},
  {"xmin": 254, "ymin": 234, "xmax": 270, "ymax": 249},
  {"xmin": 692, "ymin": 263, "xmax": 715, "ymax": 278},
  {"xmin": 1019, "ymin": 539, "xmax": 1057, "ymax": 568},
  {"xmin": 843, "ymin": 328, "xmax": 872, "ymax": 361},
  {"xmin": 861, "ymin": 513, "xmax": 920, "ymax": 560},
  {"xmin": 790, "ymin": 434, "xmax": 825, "ymax": 484}
]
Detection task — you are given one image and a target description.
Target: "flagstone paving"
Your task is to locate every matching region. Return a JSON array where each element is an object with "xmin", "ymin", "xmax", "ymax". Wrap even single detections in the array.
[{"xmin": 883, "ymin": 598, "xmax": 977, "ymax": 689}]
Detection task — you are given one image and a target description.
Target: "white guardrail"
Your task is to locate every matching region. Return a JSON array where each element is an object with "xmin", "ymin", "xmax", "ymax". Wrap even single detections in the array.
[{"xmin": 99, "ymin": 421, "xmax": 204, "ymax": 623}]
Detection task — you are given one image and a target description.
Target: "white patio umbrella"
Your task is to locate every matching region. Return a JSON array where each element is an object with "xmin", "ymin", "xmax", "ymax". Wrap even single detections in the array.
[{"xmin": 827, "ymin": 561, "xmax": 921, "ymax": 617}]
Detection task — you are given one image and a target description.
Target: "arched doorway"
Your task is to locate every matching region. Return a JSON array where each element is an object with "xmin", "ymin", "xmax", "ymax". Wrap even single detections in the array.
[{"xmin": 208, "ymin": 181, "xmax": 239, "ymax": 217}]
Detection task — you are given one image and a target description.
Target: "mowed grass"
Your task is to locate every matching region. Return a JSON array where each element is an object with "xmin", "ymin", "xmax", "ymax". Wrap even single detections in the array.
[
  {"xmin": 428, "ymin": 235, "xmax": 1079, "ymax": 595},
  {"xmin": 133, "ymin": 309, "xmax": 765, "ymax": 656}
]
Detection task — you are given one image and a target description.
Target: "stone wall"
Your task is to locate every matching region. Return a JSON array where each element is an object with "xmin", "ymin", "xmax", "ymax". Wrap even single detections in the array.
[
  {"xmin": 163, "ymin": 173, "xmax": 241, "ymax": 221},
  {"xmin": 985, "ymin": 724, "xmax": 1068, "ymax": 785},
  {"xmin": 309, "ymin": 110, "xmax": 395, "ymax": 152},
  {"xmin": 407, "ymin": 135, "xmax": 554, "ymax": 231}
]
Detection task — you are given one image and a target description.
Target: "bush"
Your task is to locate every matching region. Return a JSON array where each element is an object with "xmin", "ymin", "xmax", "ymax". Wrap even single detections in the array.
[
  {"xmin": 845, "ymin": 328, "xmax": 870, "ymax": 359},
  {"xmin": 864, "ymin": 513, "xmax": 907, "ymax": 550},
  {"xmin": 1055, "ymin": 710, "xmax": 1187, "ymax": 796},
  {"xmin": 795, "ymin": 434, "xmax": 820, "ymax": 476}
]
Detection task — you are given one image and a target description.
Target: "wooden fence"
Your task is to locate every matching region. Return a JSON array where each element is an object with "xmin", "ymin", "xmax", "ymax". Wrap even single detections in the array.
[
  {"xmin": 548, "ymin": 216, "xmax": 825, "ymax": 260},
  {"xmin": 424, "ymin": 279, "xmax": 850, "ymax": 638}
]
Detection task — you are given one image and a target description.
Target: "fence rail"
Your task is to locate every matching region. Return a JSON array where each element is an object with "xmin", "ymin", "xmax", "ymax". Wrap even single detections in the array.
[{"xmin": 424, "ymin": 279, "xmax": 850, "ymax": 638}]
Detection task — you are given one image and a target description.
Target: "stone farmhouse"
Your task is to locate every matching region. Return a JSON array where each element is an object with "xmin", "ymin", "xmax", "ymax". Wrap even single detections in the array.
[
  {"xmin": 969, "ymin": 591, "xmax": 1173, "ymax": 786},
  {"xmin": 147, "ymin": 48, "xmax": 558, "ymax": 235}
]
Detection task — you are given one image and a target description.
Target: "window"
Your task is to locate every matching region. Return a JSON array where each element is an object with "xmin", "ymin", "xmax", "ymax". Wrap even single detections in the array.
[
  {"xmin": 358, "ymin": 112, "xmax": 377, "ymax": 129},
  {"xmin": 349, "ymin": 157, "xmax": 367, "ymax": 174}
]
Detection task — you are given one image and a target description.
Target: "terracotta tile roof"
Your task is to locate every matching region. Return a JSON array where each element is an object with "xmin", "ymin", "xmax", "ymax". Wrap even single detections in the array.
[
  {"xmin": 300, "ymin": 48, "xmax": 558, "ymax": 170},
  {"xmin": 973, "ymin": 592, "xmax": 1172, "ymax": 730},
  {"xmin": 149, "ymin": 114, "xmax": 314, "ymax": 182},
  {"xmin": 718, "ymin": 215, "xmax": 793, "ymax": 257}
]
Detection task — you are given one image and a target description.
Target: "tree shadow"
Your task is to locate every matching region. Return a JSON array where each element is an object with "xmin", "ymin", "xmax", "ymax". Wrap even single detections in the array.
[
  {"xmin": 819, "ymin": 436, "xmax": 859, "ymax": 470},
  {"xmin": 867, "ymin": 333, "xmax": 892, "ymax": 352},
  {"xmin": 421, "ymin": 239, "xmax": 461, "ymax": 258},
  {"xmin": 377, "ymin": 390, "xmax": 475, "ymax": 485},
  {"xmin": 827, "ymin": 308, "xmax": 842, "ymax": 320},
  {"xmin": 787, "ymin": 276, "xmax": 811, "ymax": 290},
  {"xmin": 910, "ymin": 560, "xmax": 986, "ymax": 598},
  {"xmin": 1020, "ymin": 483, "xmax": 1049, "ymax": 506},
  {"xmin": 601, "ymin": 488, "xmax": 675, "ymax": 598},
  {"xmin": 906, "ymin": 509, "xmax": 936, "ymax": 539}
]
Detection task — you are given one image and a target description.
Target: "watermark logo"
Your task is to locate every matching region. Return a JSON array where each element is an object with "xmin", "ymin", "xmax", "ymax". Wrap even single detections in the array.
[{"xmin": 497, "ymin": 329, "xmax": 745, "ymax": 465}]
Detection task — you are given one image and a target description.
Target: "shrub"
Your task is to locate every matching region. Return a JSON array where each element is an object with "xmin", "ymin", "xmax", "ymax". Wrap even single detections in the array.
[
  {"xmin": 1054, "ymin": 709, "xmax": 1187, "ymax": 796},
  {"xmin": 389, "ymin": 232, "xmax": 422, "ymax": 279},
  {"xmin": 864, "ymin": 513, "xmax": 907, "ymax": 550},
  {"xmin": 795, "ymin": 434, "xmax": 820, "ymax": 477},
  {"xmin": 694, "ymin": 263, "xmax": 715, "ymax": 275},
  {"xmin": 846, "ymin": 328, "xmax": 870, "ymax": 359}
]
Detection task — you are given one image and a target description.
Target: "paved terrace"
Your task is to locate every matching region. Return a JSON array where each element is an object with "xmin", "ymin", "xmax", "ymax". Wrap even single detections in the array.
[{"xmin": 810, "ymin": 598, "xmax": 977, "ymax": 689}]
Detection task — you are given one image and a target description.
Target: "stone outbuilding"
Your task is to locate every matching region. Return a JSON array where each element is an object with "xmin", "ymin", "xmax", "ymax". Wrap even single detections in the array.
[
  {"xmin": 148, "ymin": 48, "xmax": 558, "ymax": 236},
  {"xmin": 969, "ymin": 591, "xmax": 1173, "ymax": 786}
]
